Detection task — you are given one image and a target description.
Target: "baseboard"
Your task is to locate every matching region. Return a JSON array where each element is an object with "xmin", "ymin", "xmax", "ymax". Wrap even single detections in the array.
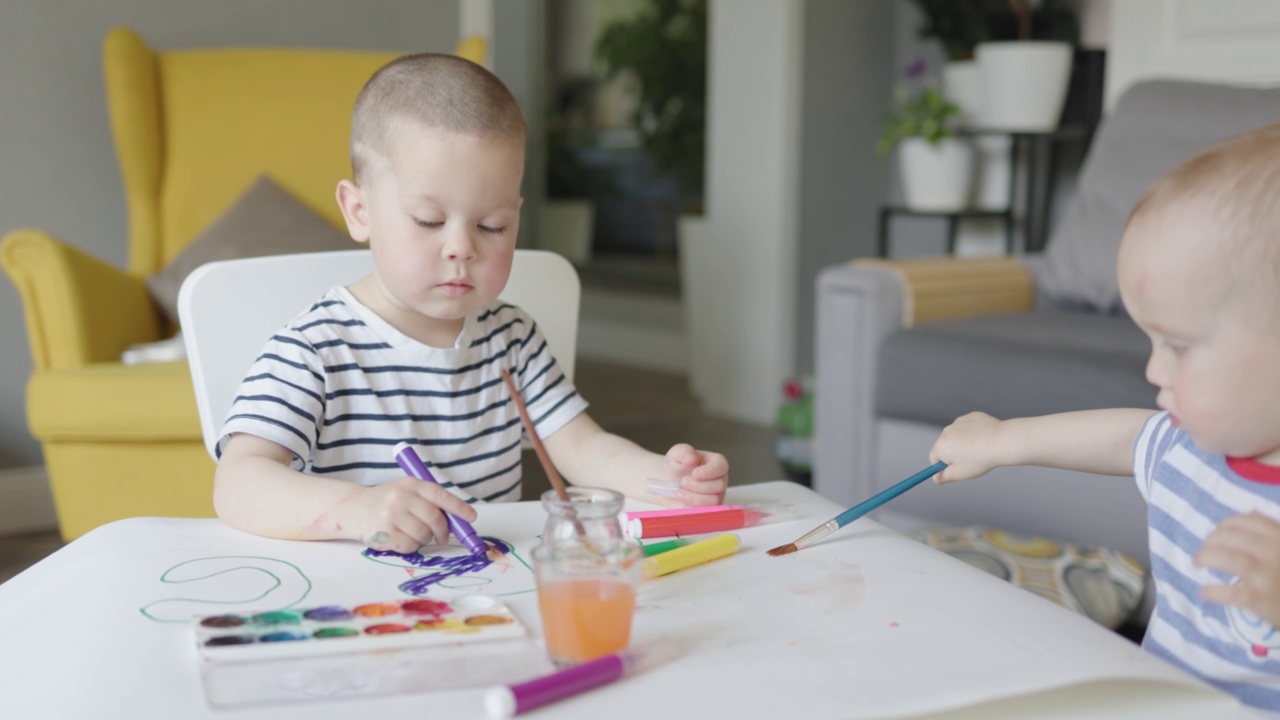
[{"xmin": 0, "ymin": 465, "xmax": 57, "ymax": 536}]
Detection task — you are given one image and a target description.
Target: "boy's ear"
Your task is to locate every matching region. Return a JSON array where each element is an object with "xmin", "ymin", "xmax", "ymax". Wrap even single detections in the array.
[{"xmin": 335, "ymin": 179, "xmax": 371, "ymax": 244}]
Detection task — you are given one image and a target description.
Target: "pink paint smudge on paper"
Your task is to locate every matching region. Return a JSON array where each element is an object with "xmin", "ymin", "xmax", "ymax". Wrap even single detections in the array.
[{"xmin": 788, "ymin": 555, "xmax": 866, "ymax": 612}]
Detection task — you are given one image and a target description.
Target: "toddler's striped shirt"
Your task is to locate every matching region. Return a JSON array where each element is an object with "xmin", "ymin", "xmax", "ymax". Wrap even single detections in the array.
[{"xmin": 1134, "ymin": 411, "xmax": 1280, "ymax": 711}]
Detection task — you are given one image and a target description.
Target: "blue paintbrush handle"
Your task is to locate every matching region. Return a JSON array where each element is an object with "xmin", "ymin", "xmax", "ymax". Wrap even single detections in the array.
[{"xmin": 833, "ymin": 461, "xmax": 947, "ymax": 529}]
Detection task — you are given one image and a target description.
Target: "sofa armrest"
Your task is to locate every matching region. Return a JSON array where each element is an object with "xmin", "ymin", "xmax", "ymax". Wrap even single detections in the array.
[
  {"xmin": 1, "ymin": 229, "xmax": 162, "ymax": 370},
  {"xmin": 853, "ymin": 256, "xmax": 1035, "ymax": 326},
  {"xmin": 812, "ymin": 257, "xmax": 1034, "ymax": 506}
]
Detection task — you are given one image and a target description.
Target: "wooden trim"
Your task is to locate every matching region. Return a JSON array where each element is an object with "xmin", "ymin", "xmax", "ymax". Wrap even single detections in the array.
[{"xmin": 852, "ymin": 256, "xmax": 1035, "ymax": 326}]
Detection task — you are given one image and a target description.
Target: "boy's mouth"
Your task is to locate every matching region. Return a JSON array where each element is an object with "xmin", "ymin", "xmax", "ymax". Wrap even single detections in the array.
[{"xmin": 437, "ymin": 280, "xmax": 473, "ymax": 296}]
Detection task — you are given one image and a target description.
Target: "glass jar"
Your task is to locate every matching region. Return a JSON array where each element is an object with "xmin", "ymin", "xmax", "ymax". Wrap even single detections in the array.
[
  {"xmin": 533, "ymin": 487, "xmax": 642, "ymax": 666},
  {"xmin": 538, "ymin": 487, "xmax": 628, "ymax": 549}
]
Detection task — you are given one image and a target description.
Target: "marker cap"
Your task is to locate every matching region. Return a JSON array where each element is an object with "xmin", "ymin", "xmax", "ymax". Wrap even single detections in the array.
[{"xmin": 484, "ymin": 686, "xmax": 516, "ymax": 719}]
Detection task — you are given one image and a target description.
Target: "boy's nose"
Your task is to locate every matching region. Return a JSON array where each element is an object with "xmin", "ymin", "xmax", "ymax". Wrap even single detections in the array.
[{"xmin": 442, "ymin": 229, "xmax": 477, "ymax": 261}]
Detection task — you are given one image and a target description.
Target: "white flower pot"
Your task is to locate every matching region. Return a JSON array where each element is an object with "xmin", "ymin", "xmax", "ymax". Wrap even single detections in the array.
[
  {"xmin": 943, "ymin": 60, "xmax": 984, "ymax": 129},
  {"xmin": 898, "ymin": 136, "xmax": 974, "ymax": 212},
  {"xmin": 976, "ymin": 41, "xmax": 1073, "ymax": 132}
]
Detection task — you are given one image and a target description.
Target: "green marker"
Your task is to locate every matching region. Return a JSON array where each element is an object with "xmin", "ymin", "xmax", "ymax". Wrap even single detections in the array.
[{"xmin": 641, "ymin": 538, "xmax": 689, "ymax": 557}]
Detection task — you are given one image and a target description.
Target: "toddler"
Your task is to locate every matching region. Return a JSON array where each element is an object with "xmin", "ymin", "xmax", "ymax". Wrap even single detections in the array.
[
  {"xmin": 930, "ymin": 123, "xmax": 1280, "ymax": 711},
  {"xmin": 214, "ymin": 53, "xmax": 728, "ymax": 554}
]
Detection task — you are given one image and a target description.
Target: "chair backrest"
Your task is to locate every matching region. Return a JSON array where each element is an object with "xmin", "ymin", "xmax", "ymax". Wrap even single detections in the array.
[{"xmin": 177, "ymin": 249, "xmax": 580, "ymax": 460}]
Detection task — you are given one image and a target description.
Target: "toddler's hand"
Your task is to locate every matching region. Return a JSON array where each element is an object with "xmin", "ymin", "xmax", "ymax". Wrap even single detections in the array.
[
  {"xmin": 662, "ymin": 444, "xmax": 729, "ymax": 507},
  {"xmin": 929, "ymin": 411, "xmax": 1006, "ymax": 483},
  {"xmin": 1196, "ymin": 511, "xmax": 1280, "ymax": 628},
  {"xmin": 336, "ymin": 476, "xmax": 478, "ymax": 554}
]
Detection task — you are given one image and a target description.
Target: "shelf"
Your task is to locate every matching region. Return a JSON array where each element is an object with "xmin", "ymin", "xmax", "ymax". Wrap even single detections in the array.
[
  {"xmin": 961, "ymin": 125, "xmax": 1092, "ymax": 142},
  {"xmin": 881, "ymin": 206, "xmax": 1011, "ymax": 219}
]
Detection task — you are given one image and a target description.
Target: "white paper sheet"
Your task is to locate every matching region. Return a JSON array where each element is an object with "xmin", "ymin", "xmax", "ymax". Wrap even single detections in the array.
[{"xmin": 0, "ymin": 481, "xmax": 1262, "ymax": 719}]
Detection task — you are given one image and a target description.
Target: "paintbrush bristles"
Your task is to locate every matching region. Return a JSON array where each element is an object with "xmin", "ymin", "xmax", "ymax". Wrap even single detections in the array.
[{"xmin": 765, "ymin": 543, "xmax": 798, "ymax": 557}]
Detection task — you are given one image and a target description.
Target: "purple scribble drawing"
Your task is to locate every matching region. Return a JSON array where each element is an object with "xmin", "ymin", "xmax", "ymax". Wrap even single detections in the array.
[{"xmin": 364, "ymin": 536, "xmax": 513, "ymax": 595}]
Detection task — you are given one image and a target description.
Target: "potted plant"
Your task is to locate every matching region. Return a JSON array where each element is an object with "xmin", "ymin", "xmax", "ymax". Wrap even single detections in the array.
[
  {"xmin": 879, "ymin": 60, "xmax": 973, "ymax": 212},
  {"xmin": 910, "ymin": 0, "xmax": 1079, "ymax": 130},
  {"xmin": 974, "ymin": 0, "xmax": 1080, "ymax": 131},
  {"xmin": 909, "ymin": 0, "xmax": 989, "ymax": 127},
  {"xmin": 594, "ymin": 0, "xmax": 706, "ymax": 209}
]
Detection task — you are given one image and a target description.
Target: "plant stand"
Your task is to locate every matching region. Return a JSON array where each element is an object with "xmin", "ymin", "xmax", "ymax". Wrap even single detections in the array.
[{"xmin": 878, "ymin": 125, "xmax": 1092, "ymax": 257}]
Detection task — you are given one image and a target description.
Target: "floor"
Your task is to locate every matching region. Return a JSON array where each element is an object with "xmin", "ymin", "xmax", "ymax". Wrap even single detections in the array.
[{"xmin": 0, "ymin": 358, "xmax": 783, "ymax": 585}]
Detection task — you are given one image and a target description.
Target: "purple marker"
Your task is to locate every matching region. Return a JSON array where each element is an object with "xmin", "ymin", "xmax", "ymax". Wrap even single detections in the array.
[
  {"xmin": 484, "ymin": 649, "xmax": 648, "ymax": 718},
  {"xmin": 392, "ymin": 442, "xmax": 488, "ymax": 557}
]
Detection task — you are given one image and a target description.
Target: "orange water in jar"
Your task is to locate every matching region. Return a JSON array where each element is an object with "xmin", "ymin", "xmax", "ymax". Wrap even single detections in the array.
[{"xmin": 537, "ymin": 576, "xmax": 636, "ymax": 663}]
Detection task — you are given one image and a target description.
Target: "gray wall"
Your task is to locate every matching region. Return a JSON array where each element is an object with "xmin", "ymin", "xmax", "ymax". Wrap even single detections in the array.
[
  {"xmin": 794, "ymin": 0, "xmax": 895, "ymax": 373},
  {"xmin": 0, "ymin": 0, "xmax": 460, "ymax": 468}
]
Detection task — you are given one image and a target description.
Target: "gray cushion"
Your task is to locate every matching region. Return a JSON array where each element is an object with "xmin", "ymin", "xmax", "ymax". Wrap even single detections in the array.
[
  {"xmin": 875, "ymin": 308, "xmax": 1155, "ymax": 426},
  {"xmin": 146, "ymin": 175, "xmax": 353, "ymax": 325},
  {"xmin": 1034, "ymin": 80, "xmax": 1280, "ymax": 312}
]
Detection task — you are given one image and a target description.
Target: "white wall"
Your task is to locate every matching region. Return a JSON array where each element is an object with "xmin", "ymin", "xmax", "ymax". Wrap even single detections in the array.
[
  {"xmin": 0, "ymin": 1, "xmax": 460, "ymax": 470},
  {"xmin": 1108, "ymin": 0, "xmax": 1280, "ymax": 108},
  {"xmin": 685, "ymin": 0, "xmax": 804, "ymax": 424}
]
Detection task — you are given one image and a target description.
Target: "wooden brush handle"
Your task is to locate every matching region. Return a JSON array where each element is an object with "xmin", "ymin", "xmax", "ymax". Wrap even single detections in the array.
[{"xmin": 499, "ymin": 368, "xmax": 570, "ymax": 502}]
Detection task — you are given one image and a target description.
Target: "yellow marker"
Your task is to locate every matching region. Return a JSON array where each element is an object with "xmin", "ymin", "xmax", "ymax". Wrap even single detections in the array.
[{"xmin": 642, "ymin": 533, "xmax": 740, "ymax": 579}]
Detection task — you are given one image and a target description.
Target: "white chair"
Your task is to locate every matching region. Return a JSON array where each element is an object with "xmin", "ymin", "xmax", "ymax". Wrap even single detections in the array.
[{"xmin": 177, "ymin": 248, "xmax": 580, "ymax": 459}]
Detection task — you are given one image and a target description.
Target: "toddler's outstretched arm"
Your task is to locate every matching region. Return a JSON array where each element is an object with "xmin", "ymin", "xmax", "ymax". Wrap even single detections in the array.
[{"xmin": 929, "ymin": 409, "xmax": 1157, "ymax": 484}]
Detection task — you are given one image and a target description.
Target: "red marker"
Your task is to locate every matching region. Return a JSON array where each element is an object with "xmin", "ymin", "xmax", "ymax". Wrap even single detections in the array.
[{"xmin": 626, "ymin": 503, "xmax": 793, "ymax": 539}]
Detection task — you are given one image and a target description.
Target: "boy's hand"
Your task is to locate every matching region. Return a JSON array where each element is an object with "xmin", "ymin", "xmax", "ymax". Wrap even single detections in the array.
[
  {"xmin": 1196, "ymin": 511, "xmax": 1280, "ymax": 628},
  {"xmin": 663, "ymin": 444, "xmax": 729, "ymax": 507},
  {"xmin": 929, "ymin": 411, "xmax": 1007, "ymax": 483},
  {"xmin": 335, "ymin": 476, "xmax": 479, "ymax": 554}
]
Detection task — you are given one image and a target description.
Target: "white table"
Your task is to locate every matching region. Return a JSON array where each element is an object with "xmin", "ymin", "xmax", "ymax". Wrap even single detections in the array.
[{"xmin": 0, "ymin": 481, "xmax": 1265, "ymax": 719}]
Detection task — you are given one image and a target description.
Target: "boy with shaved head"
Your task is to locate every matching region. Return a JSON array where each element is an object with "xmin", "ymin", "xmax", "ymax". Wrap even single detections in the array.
[{"xmin": 214, "ymin": 54, "xmax": 729, "ymax": 553}]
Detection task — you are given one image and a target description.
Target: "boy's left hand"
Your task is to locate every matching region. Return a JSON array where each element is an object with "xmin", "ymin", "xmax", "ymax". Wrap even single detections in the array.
[
  {"xmin": 1196, "ymin": 511, "xmax": 1280, "ymax": 627},
  {"xmin": 663, "ymin": 444, "xmax": 728, "ymax": 507}
]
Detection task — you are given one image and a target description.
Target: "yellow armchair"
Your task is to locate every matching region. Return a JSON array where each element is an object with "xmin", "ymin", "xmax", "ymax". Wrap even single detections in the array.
[{"xmin": 1, "ymin": 28, "xmax": 485, "ymax": 540}]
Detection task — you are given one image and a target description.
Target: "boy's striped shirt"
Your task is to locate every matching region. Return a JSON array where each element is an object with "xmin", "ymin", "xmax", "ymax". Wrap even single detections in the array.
[
  {"xmin": 218, "ymin": 286, "xmax": 587, "ymax": 504},
  {"xmin": 1133, "ymin": 411, "xmax": 1280, "ymax": 711}
]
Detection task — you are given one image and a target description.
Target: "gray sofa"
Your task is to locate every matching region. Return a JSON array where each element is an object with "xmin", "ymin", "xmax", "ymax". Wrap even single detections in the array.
[{"xmin": 813, "ymin": 80, "xmax": 1280, "ymax": 571}]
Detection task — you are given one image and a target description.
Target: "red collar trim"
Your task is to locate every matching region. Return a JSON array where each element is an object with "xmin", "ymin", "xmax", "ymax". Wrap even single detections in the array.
[{"xmin": 1226, "ymin": 456, "xmax": 1280, "ymax": 485}]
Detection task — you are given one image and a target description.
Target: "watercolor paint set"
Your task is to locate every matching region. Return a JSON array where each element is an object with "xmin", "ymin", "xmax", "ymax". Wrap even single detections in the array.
[
  {"xmin": 194, "ymin": 595, "xmax": 550, "ymax": 708},
  {"xmin": 194, "ymin": 595, "xmax": 527, "ymax": 662}
]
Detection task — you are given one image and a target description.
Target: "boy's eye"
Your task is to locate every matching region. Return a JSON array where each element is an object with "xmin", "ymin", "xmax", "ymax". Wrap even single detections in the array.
[
  {"xmin": 1163, "ymin": 340, "xmax": 1187, "ymax": 356},
  {"xmin": 478, "ymin": 224, "xmax": 507, "ymax": 235},
  {"xmin": 414, "ymin": 218, "xmax": 444, "ymax": 228}
]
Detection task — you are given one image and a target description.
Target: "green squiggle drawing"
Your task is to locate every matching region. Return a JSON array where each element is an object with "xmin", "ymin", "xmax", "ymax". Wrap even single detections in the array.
[{"xmin": 139, "ymin": 556, "xmax": 313, "ymax": 623}]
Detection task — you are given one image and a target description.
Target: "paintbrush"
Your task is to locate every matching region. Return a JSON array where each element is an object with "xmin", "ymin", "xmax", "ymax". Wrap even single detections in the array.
[
  {"xmin": 498, "ymin": 368, "xmax": 597, "ymax": 548},
  {"xmin": 766, "ymin": 461, "xmax": 947, "ymax": 557},
  {"xmin": 499, "ymin": 368, "xmax": 571, "ymax": 502}
]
